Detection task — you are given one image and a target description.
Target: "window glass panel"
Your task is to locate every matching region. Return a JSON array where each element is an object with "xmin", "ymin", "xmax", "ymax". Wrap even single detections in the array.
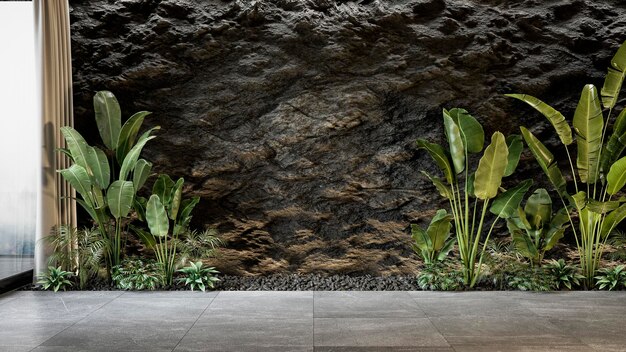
[{"xmin": 0, "ymin": 1, "xmax": 37, "ymax": 280}]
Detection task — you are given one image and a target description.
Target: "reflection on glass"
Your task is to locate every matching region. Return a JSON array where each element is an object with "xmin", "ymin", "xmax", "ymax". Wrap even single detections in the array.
[{"xmin": 0, "ymin": 2, "xmax": 37, "ymax": 280}]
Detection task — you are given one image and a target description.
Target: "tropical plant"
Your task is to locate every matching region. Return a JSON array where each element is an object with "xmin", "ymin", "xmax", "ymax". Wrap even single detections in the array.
[
  {"xmin": 607, "ymin": 231, "xmax": 626, "ymax": 261},
  {"xmin": 37, "ymin": 266, "xmax": 73, "ymax": 292},
  {"xmin": 141, "ymin": 174, "xmax": 200, "ymax": 285},
  {"xmin": 176, "ymin": 261, "xmax": 220, "ymax": 292},
  {"xmin": 176, "ymin": 228, "xmax": 222, "ymax": 266},
  {"xmin": 111, "ymin": 258, "xmax": 162, "ymax": 290},
  {"xmin": 410, "ymin": 209, "xmax": 455, "ymax": 264},
  {"xmin": 546, "ymin": 259, "xmax": 584, "ymax": 290},
  {"xmin": 506, "ymin": 189, "xmax": 569, "ymax": 266},
  {"xmin": 43, "ymin": 226, "xmax": 108, "ymax": 289},
  {"xmin": 417, "ymin": 263, "xmax": 465, "ymax": 291},
  {"xmin": 488, "ymin": 259, "xmax": 554, "ymax": 291},
  {"xmin": 58, "ymin": 91, "xmax": 158, "ymax": 273},
  {"xmin": 595, "ymin": 265, "xmax": 626, "ymax": 290},
  {"xmin": 417, "ymin": 108, "xmax": 530, "ymax": 287},
  {"xmin": 507, "ymin": 40, "xmax": 626, "ymax": 286}
]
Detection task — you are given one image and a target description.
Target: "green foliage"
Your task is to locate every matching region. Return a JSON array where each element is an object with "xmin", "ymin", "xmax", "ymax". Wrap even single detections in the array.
[
  {"xmin": 112, "ymin": 258, "xmax": 163, "ymax": 290},
  {"xmin": 37, "ymin": 266, "xmax": 73, "ymax": 292},
  {"xmin": 43, "ymin": 226, "xmax": 108, "ymax": 289},
  {"xmin": 508, "ymin": 41, "xmax": 626, "ymax": 286},
  {"xmin": 177, "ymin": 261, "xmax": 220, "ymax": 292},
  {"xmin": 417, "ymin": 263, "xmax": 465, "ymax": 291},
  {"xmin": 142, "ymin": 174, "xmax": 201, "ymax": 286},
  {"xmin": 489, "ymin": 260, "xmax": 554, "ymax": 291},
  {"xmin": 57, "ymin": 91, "xmax": 158, "ymax": 273},
  {"xmin": 177, "ymin": 228, "xmax": 222, "ymax": 266},
  {"xmin": 546, "ymin": 259, "xmax": 584, "ymax": 290},
  {"xmin": 417, "ymin": 108, "xmax": 529, "ymax": 287},
  {"xmin": 410, "ymin": 209, "xmax": 455, "ymax": 264},
  {"xmin": 595, "ymin": 265, "xmax": 626, "ymax": 290},
  {"xmin": 506, "ymin": 189, "xmax": 569, "ymax": 266}
]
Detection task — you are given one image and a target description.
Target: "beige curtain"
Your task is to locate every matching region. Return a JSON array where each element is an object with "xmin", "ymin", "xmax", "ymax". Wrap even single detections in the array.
[{"xmin": 34, "ymin": 0, "xmax": 76, "ymax": 277}]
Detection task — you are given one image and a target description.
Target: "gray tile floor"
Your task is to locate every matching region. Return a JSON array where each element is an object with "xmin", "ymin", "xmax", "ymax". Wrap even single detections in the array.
[{"xmin": 0, "ymin": 290, "xmax": 624, "ymax": 352}]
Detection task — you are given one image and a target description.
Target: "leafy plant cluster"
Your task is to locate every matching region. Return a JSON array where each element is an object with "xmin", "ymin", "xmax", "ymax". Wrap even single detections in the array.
[
  {"xmin": 39, "ymin": 91, "xmax": 222, "ymax": 292},
  {"xmin": 413, "ymin": 40, "xmax": 626, "ymax": 290}
]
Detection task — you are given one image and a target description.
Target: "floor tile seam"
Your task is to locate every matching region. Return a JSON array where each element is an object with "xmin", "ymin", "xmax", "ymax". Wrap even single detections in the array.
[
  {"xmin": 171, "ymin": 293, "xmax": 218, "ymax": 351},
  {"xmin": 33, "ymin": 290, "xmax": 126, "ymax": 348}
]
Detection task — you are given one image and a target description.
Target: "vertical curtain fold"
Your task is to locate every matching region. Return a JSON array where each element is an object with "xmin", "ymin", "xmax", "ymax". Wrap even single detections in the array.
[{"xmin": 34, "ymin": 0, "xmax": 76, "ymax": 277}]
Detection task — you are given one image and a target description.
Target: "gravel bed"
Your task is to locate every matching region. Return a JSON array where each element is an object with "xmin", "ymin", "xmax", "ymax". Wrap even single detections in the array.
[
  {"xmin": 19, "ymin": 274, "xmax": 421, "ymax": 291},
  {"xmin": 214, "ymin": 274, "xmax": 421, "ymax": 291}
]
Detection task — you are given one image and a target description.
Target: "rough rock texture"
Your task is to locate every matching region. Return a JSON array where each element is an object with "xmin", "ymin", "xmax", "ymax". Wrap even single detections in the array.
[{"xmin": 70, "ymin": 0, "xmax": 626, "ymax": 275}]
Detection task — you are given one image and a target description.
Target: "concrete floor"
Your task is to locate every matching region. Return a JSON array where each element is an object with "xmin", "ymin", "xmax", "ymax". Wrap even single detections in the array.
[{"xmin": 0, "ymin": 291, "xmax": 624, "ymax": 352}]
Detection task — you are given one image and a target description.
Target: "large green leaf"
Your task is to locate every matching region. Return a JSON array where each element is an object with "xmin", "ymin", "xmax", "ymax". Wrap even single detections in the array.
[
  {"xmin": 169, "ymin": 178, "xmax": 184, "ymax": 220},
  {"xmin": 607, "ymin": 155, "xmax": 626, "ymax": 195},
  {"xmin": 436, "ymin": 238, "xmax": 456, "ymax": 261},
  {"xmin": 443, "ymin": 111, "xmax": 465, "ymax": 173},
  {"xmin": 489, "ymin": 179, "xmax": 533, "ymax": 218},
  {"xmin": 474, "ymin": 132, "xmax": 509, "ymax": 200},
  {"xmin": 130, "ymin": 224, "xmax": 155, "ymax": 249},
  {"xmin": 416, "ymin": 139, "xmax": 454, "ymax": 184},
  {"xmin": 86, "ymin": 146, "xmax": 110, "ymax": 189},
  {"xmin": 426, "ymin": 209, "xmax": 453, "ymax": 250},
  {"xmin": 146, "ymin": 195, "xmax": 169, "ymax": 237},
  {"xmin": 573, "ymin": 84, "xmax": 604, "ymax": 184},
  {"xmin": 447, "ymin": 108, "xmax": 484, "ymax": 153},
  {"xmin": 60, "ymin": 127, "xmax": 90, "ymax": 170},
  {"xmin": 133, "ymin": 197, "xmax": 147, "ymax": 222},
  {"xmin": 544, "ymin": 227, "xmax": 566, "ymax": 252},
  {"xmin": 119, "ymin": 127, "xmax": 159, "ymax": 181},
  {"xmin": 601, "ymin": 41, "xmax": 626, "ymax": 109},
  {"xmin": 58, "ymin": 164, "xmax": 93, "ymax": 205},
  {"xmin": 177, "ymin": 196, "xmax": 200, "ymax": 227},
  {"xmin": 506, "ymin": 94, "xmax": 573, "ymax": 145},
  {"xmin": 504, "ymin": 134, "xmax": 523, "ymax": 177},
  {"xmin": 93, "ymin": 91, "xmax": 121, "ymax": 150},
  {"xmin": 601, "ymin": 109, "xmax": 626, "ymax": 173},
  {"xmin": 520, "ymin": 127, "xmax": 568, "ymax": 199},
  {"xmin": 153, "ymin": 174, "xmax": 175, "ymax": 208},
  {"xmin": 411, "ymin": 224, "xmax": 431, "ymax": 252},
  {"xmin": 524, "ymin": 188, "xmax": 552, "ymax": 230},
  {"xmin": 107, "ymin": 180, "xmax": 135, "ymax": 219},
  {"xmin": 601, "ymin": 204, "xmax": 626, "ymax": 238},
  {"xmin": 421, "ymin": 171, "xmax": 452, "ymax": 199},
  {"xmin": 116, "ymin": 111, "xmax": 151, "ymax": 164},
  {"xmin": 512, "ymin": 230, "xmax": 539, "ymax": 260},
  {"xmin": 133, "ymin": 159, "xmax": 152, "ymax": 192},
  {"xmin": 587, "ymin": 200, "xmax": 620, "ymax": 214}
]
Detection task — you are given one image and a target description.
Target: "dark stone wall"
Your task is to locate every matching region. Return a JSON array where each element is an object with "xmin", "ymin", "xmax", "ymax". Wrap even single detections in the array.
[{"xmin": 70, "ymin": 0, "xmax": 626, "ymax": 275}]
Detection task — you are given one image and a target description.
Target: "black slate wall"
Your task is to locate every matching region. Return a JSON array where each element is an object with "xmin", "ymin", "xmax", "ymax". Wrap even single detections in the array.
[{"xmin": 70, "ymin": 0, "xmax": 626, "ymax": 275}]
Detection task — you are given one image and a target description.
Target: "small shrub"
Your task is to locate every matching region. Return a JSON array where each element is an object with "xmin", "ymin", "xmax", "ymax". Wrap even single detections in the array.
[
  {"xmin": 489, "ymin": 259, "xmax": 554, "ymax": 291},
  {"xmin": 37, "ymin": 266, "xmax": 73, "ymax": 292},
  {"xmin": 410, "ymin": 209, "xmax": 455, "ymax": 265},
  {"xmin": 177, "ymin": 228, "xmax": 222, "ymax": 266},
  {"xmin": 176, "ymin": 261, "xmax": 219, "ymax": 292},
  {"xmin": 546, "ymin": 259, "xmax": 584, "ymax": 290},
  {"xmin": 112, "ymin": 258, "xmax": 163, "ymax": 290},
  {"xmin": 417, "ymin": 263, "xmax": 465, "ymax": 291},
  {"xmin": 595, "ymin": 265, "xmax": 626, "ymax": 291}
]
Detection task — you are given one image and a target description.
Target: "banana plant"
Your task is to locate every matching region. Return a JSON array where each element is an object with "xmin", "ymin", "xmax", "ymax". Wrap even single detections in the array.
[
  {"xmin": 417, "ymin": 108, "xmax": 531, "ymax": 287},
  {"xmin": 506, "ymin": 189, "xmax": 569, "ymax": 267},
  {"xmin": 411, "ymin": 209, "xmax": 455, "ymax": 265},
  {"xmin": 507, "ymin": 40, "xmax": 626, "ymax": 286},
  {"xmin": 144, "ymin": 175, "xmax": 200, "ymax": 285},
  {"xmin": 57, "ymin": 91, "xmax": 157, "ymax": 273}
]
